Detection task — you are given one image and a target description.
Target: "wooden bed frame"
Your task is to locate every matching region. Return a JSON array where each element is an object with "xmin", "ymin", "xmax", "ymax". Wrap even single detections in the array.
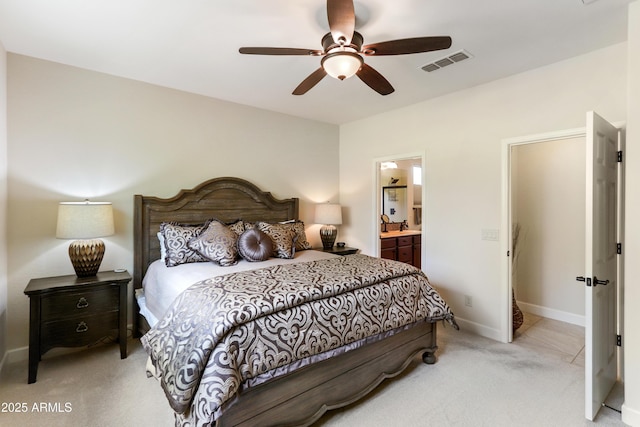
[{"xmin": 133, "ymin": 177, "xmax": 438, "ymax": 427}]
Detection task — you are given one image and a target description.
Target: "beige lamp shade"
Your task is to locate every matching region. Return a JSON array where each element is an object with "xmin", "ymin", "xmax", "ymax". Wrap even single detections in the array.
[
  {"xmin": 56, "ymin": 201, "xmax": 115, "ymax": 277},
  {"xmin": 314, "ymin": 203, "xmax": 343, "ymax": 225},
  {"xmin": 56, "ymin": 201, "xmax": 115, "ymax": 239},
  {"xmin": 315, "ymin": 203, "xmax": 342, "ymax": 250}
]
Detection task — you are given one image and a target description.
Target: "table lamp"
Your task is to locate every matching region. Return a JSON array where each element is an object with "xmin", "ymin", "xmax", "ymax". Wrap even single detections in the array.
[
  {"xmin": 56, "ymin": 200, "xmax": 115, "ymax": 277},
  {"xmin": 315, "ymin": 203, "xmax": 342, "ymax": 250}
]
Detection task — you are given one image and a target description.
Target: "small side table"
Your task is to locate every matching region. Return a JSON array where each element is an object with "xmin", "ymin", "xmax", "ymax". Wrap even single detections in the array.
[
  {"xmin": 320, "ymin": 246, "xmax": 359, "ymax": 256},
  {"xmin": 24, "ymin": 270, "xmax": 131, "ymax": 384}
]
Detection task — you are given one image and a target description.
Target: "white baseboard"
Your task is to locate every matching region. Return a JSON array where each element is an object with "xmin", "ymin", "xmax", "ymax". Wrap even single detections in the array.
[
  {"xmin": 452, "ymin": 317, "xmax": 504, "ymax": 342},
  {"xmin": 0, "ymin": 346, "xmax": 27, "ymax": 377},
  {"xmin": 518, "ymin": 301, "xmax": 585, "ymax": 327},
  {"xmin": 622, "ymin": 402, "xmax": 640, "ymax": 426},
  {"xmin": 6, "ymin": 345, "xmax": 28, "ymax": 363}
]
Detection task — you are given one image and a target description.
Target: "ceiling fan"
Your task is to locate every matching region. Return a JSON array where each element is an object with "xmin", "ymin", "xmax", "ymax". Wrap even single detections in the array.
[{"xmin": 239, "ymin": 0, "xmax": 452, "ymax": 96}]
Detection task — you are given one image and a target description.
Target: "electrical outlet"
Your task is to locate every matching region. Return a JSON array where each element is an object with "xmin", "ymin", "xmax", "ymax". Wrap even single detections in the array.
[{"xmin": 464, "ymin": 295, "xmax": 473, "ymax": 307}]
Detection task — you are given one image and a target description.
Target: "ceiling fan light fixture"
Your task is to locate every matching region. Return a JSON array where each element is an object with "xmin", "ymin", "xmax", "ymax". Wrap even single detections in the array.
[{"xmin": 321, "ymin": 51, "xmax": 363, "ymax": 81}]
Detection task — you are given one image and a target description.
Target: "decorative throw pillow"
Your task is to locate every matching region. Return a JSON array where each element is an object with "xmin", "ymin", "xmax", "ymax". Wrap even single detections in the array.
[
  {"xmin": 227, "ymin": 219, "xmax": 245, "ymax": 236},
  {"xmin": 188, "ymin": 220, "xmax": 239, "ymax": 266},
  {"xmin": 237, "ymin": 228, "xmax": 274, "ymax": 262},
  {"xmin": 279, "ymin": 220, "xmax": 312, "ymax": 251},
  {"xmin": 160, "ymin": 222, "xmax": 210, "ymax": 267},
  {"xmin": 256, "ymin": 222, "xmax": 297, "ymax": 259}
]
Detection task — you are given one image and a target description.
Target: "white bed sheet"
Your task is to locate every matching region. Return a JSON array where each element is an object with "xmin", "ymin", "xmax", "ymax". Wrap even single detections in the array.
[{"xmin": 139, "ymin": 250, "xmax": 339, "ymax": 327}]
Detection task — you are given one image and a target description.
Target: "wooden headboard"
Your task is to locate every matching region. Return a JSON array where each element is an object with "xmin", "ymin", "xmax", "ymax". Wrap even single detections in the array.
[{"xmin": 133, "ymin": 177, "xmax": 298, "ymax": 332}]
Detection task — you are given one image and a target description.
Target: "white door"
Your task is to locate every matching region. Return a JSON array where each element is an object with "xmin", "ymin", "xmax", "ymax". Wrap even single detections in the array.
[{"xmin": 584, "ymin": 111, "xmax": 618, "ymax": 420}]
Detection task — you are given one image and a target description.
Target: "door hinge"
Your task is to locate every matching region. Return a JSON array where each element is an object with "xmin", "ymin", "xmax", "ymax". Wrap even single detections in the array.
[
  {"xmin": 618, "ymin": 151, "xmax": 623, "ymax": 162},
  {"xmin": 617, "ymin": 335, "xmax": 622, "ymax": 347},
  {"xmin": 617, "ymin": 243, "xmax": 622, "ymax": 255}
]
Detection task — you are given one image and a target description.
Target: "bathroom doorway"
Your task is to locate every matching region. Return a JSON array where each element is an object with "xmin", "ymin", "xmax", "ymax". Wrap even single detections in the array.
[{"xmin": 375, "ymin": 154, "xmax": 424, "ymax": 263}]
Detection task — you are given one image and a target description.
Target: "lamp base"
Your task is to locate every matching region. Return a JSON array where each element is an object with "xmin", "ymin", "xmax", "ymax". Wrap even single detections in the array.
[
  {"xmin": 69, "ymin": 239, "xmax": 105, "ymax": 277},
  {"xmin": 320, "ymin": 225, "xmax": 337, "ymax": 250}
]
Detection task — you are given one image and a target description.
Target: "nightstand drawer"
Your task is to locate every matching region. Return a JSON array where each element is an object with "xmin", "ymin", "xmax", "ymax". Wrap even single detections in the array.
[
  {"xmin": 41, "ymin": 311, "xmax": 119, "ymax": 349},
  {"xmin": 41, "ymin": 286, "xmax": 119, "ymax": 319}
]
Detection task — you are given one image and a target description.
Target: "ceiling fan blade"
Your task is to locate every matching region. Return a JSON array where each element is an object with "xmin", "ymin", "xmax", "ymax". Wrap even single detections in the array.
[
  {"xmin": 239, "ymin": 47, "xmax": 322, "ymax": 56},
  {"xmin": 362, "ymin": 36, "xmax": 452, "ymax": 56},
  {"xmin": 327, "ymin": 0, "xmax": 355, "ymax": 45},
  {"xmin": 356, "ymin": 63, "xmax": 394, "ymax": 96},
  {"xmin": 292, "ymin": 68, "xmax": 327, "ymax": 95}
]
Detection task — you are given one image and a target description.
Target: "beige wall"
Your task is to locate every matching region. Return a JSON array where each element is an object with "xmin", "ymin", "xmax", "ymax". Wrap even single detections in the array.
[
  {"xmin": 2, "ymin": 5, "xmax": 639, "ymax": 423},
  {"xmin": 623, "ymin": 2, "xmax": 640, "ymax": 425},
  {"xmin": 5, "ymin": 54, "xmax": 339, "ymax": 352},
  {"xmin": 0, "ymin": 41, "xmax": 7, "ymax": 366},
  {"xmin": 340, "ymin": 31, "xmax": 640, "ymax": 421},
  {"xmin": 512, "ymin": 138, "xmax": 585, "ymax": 323},
  {"xmin": 339, "ymin": 42, "xmax": 627, "ymax": 337}
]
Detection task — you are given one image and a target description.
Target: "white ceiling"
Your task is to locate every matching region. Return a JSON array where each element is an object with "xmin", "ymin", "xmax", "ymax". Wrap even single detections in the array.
[{"xmin": 0, "ymin": 0, "xmax": 632, "ymax": 124}]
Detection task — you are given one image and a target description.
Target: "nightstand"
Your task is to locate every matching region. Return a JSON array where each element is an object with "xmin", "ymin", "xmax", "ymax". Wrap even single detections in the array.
[
  {"xmin": 24, "ymin": 270, "xmax": 131, "ymax": 384},
  {"xmin": 320, "ymin": 246, "xmax": 359, "ymax": 256}
]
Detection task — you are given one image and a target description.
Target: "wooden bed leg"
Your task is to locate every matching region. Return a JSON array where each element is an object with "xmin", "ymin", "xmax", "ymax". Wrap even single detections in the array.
[
  {"xmin": 422, "ymin": 351, "xmax": 437, "ymax": 364},
  {"xmin": 421, "ymin": 321, "xmax": 438, "ymax": 364}
]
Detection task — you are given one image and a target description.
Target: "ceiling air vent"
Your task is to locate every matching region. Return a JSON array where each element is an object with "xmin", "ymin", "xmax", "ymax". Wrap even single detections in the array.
[{"xmin": 421, "ymin": 49, "xmax": 472, "ymax": 73}]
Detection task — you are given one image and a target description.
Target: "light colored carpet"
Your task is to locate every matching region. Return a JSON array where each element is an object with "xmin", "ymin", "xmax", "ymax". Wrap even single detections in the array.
[
  {"xmin": 0, "ymin": 326, "xmax": 626, "ymax": 427},
  {"xmin": 0, "ymin": 336, "xmax": 174, "ymax": 427}
]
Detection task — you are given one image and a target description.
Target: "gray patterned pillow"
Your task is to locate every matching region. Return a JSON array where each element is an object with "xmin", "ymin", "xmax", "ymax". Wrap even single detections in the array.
[
  {"xmin": 160, "ymin": 222, "xmax": 210, "ymax": 267},
  {"xmin": 227, "ymin": 220, "xmax": 245, "ymax": 236},
  {"xmin": 256, "ymin": 222, "xmax": 297, "ymax": 259},
  {"xmin": 279, "ymin": 220, "xmax": 312, "ymax": 251},
  {"xmin": 237, "ymin": 228, "xmax": 274, "ymax": 262},
  {"xmin": 188, "ymin": 220, "xmax": 239, "ymax": 266}
]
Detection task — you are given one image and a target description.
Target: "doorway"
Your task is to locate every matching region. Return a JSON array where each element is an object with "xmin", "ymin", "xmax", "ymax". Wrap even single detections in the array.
[
  {"xmin": 501, "ymin": 113, "xmax": 624, "ymax": 421},
  {"xmin": 375, "ymin": 154, "xmax": 424, "ymax": 261},
  {"xmin": 502, "ymin": 127, "xmax": 589, "ymax": 342},
  {"xmin": 510, "ymin": 137, "xmax": 586, "ymax": 330}
]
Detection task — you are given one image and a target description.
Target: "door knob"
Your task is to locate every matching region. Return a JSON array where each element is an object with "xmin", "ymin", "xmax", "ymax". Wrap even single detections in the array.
[{"xmin": 593, "ymin": 276, "xmax": 609, "ymax": 287}]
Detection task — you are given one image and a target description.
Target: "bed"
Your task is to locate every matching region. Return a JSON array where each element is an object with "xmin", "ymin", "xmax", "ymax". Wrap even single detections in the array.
[{"xmin": 133, "ymin": 177, "xmax": 457, "ymax": 427}]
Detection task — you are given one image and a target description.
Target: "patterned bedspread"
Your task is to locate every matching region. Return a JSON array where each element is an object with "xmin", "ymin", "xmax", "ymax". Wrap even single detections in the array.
[{"xmin": 141, "ymin": 254, "xmax": 457, "ymax": 426}]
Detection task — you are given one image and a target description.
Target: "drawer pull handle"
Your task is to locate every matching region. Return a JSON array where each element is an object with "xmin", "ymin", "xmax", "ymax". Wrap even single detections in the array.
[
  {"xmin": 76, "ymin": 297, "xmax": 89, "ymax": 309},
  {"xmin": 76, "ymin": 322, "xmax": 88, "ymax": 333}
]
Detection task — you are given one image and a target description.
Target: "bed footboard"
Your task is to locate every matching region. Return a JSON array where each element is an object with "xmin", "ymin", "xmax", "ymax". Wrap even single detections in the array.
[{"xmin": 216, "ymin": 320, "xmax": 437, "ymax": 427}]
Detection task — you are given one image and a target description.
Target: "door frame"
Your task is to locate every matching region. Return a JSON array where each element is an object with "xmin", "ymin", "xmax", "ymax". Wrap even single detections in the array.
[
  {"xmin": 501, "ymin": 127, "xmax": 590, "ymax": 343},
  {"xmin": 373, "ymin": 152, "xmax": 425, "ymax": 264},
  {"xmin": 501, "ymin": 122, "xmax": 625, "ymax": 381}
]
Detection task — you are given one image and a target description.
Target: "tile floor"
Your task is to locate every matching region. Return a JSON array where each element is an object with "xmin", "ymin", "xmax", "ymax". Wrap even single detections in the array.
[{"xmin": 512, "ymin": 312, "xmax": 585, "ymax": 366}]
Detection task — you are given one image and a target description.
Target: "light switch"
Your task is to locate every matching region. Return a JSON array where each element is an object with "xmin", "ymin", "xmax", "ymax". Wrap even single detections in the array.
[{"xmin": 481, "ymin": 229, "xmax": 499, "ymax": 241}]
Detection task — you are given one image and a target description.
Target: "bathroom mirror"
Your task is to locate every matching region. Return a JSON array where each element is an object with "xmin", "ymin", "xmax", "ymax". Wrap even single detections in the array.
[{"xmin": 382, "ymin": 186, "xmax": 407, "ymax": 222}]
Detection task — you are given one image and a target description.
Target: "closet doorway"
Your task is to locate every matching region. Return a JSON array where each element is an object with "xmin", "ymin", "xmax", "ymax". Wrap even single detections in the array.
[
  {"xmin": 502, "ymin": 112, "xmax": 624, "ymax": 421},
  {"xmin": 510, "ymin": 136, "xmax": 586, "ymax": 330}
]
